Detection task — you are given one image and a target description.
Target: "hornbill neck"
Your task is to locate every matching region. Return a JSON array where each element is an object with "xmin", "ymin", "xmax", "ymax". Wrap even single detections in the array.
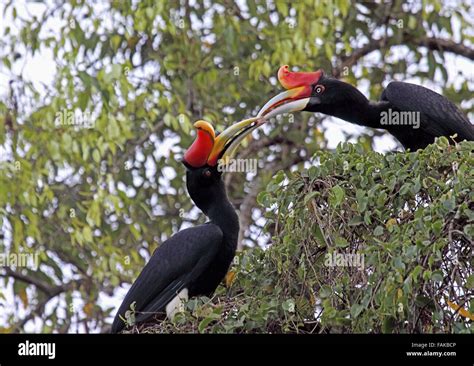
[
  {"xmin": 188, "ymin": 175, "xmax": 239, "ymax": 246},
  {"xmin": 317, "ymin": 80, "xmax": 390, "ymax": 129},
  {"xmin": 207, "ymin": 187, "xmax": 239, "ymax": 242}
]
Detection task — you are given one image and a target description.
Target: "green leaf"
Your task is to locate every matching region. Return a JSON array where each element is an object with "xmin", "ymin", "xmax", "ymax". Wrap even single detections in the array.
[
  {"xmin": 393, "ymin": 256, "xmax": 405, "ymax": 271},
  {"xmin": 319, "ymin": 285, "xmax": 333, "ymax": 298},
  {"xmin": 107, "ymin": 116, "xmax": 120, "ymax": 139},
  {"xmin": 110, "ymin": 34, "xmax": 121, "ymax": 51},
  {"xmin": 129, "ymin": 224, "xmax": 141, "ymax": 240},
  {"xmin": 198, "ymin": 317, "xmax": 214, "ymax": 333},
  {"xmin": 350, "ymin": 303, "xmax": 364, "ymax": 319},
  {"xmin": 373, "ymin": 226, "xmax": 384, "ymax": 236},
  {"xmin": 431, "ymin": 270, "xmax": 444, "ymax": 283},
  {"xmin": 86, "ymin": 200, "xmax": 101, "ymax": 227},
  {"xmin": 335, "ymin": 236, "xmax": 349, "ymax": 248},
  {"xmin": 442, "ymin": 195, "xmax": 456, "ymax": 212},
  {"xmin": 348, "ymin": 216, "xmax": 364, "ymax": 226},
  {"xmin": 78, "ymin": 92, "xmax": 89, "ymax": 111},
  {"xmin": 82, "ymin": 226, "xmax": 93, "ymax": 242},
  {"xmin": 466, "ymin": 275, "xmax": 474, "ymax": 289},
  {"xmin": 92, "ymin": 149, "xmax": 101, "ymax": 164},
  {"xmin": 329, "ymin": 185, "xmax": 345, "ymax": 207}
]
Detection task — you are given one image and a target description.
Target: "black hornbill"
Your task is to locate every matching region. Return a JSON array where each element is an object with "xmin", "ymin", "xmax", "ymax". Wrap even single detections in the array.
[
  {"xmin": 111, "ymin": 117, "xmax": 264, "ymax": 333},
  {"xmin": 258, "ymin": 65, "xmax": 474, "ymax": 150}
]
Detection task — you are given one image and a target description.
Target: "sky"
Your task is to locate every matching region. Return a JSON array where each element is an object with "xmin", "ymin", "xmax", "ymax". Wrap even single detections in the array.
[{"xmin": 0, "ymin": 0, "xmax": 473, "ymax": 333}]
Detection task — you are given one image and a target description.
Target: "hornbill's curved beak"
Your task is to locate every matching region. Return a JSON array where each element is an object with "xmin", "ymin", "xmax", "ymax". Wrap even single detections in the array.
[
  {"xmin": 183, "ymin": 117, "xmax": 265, "ymax": 168},
  {"xmin": 257, "ymin": 65, "xmax": 323, "ymax": 119}
]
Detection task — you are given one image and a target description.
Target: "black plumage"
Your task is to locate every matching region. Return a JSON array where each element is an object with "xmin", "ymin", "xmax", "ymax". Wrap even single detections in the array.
[
  {"xmin": 380, "ymin": 81, "xmax": 474, "ymax": 149},
  {"xmin": 304, "ymin": 76, "xmax": 474, "ymax": 150},
  {"xmin": 111, "ymin": 166, "xmax": 238, "ymax": 333}
]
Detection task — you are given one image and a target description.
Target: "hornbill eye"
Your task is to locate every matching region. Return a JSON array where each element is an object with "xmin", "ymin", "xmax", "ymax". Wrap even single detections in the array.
[
  {"xmin": 314, "ymin": 85, "xmax": 325, "ymax": 94},
  {"xmin": 202, "ymin": 168, "xmax": 212, "ymax": 178}
]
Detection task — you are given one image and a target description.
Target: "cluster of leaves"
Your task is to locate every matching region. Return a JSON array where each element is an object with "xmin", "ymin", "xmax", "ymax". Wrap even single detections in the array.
[{"xmin": 139, "ymin": 139, "xmax": 473, "ymax": 333}]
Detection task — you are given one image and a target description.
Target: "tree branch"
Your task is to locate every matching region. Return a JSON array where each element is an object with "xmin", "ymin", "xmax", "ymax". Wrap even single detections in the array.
[
  {"xmin": 333, "ymin": 35, "xmax": 474, "ymax": 78},
  {"xmin": 233, "ymin": 134, "xmax": 308, "ymax": 250},
  {"xmin": 1, "ymin": 268, "xmax": 83, "ymax": 331},
  {"xmin": 416, "ymin": 36, "xmax": 474, "ymax": 60},
  {"xmin": 1, "ymin": 267, "xmax": 54, "ymax": 296}
]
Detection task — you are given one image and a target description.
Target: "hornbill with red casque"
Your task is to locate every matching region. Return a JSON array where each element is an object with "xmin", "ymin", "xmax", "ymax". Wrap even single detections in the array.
[
  {"xmin": 112, "ymin": 117, "xmax": 264, "ymax": 333},
  {"xmin": 258, "ymin": 65, "xmax": 474, "ymax": 150}
]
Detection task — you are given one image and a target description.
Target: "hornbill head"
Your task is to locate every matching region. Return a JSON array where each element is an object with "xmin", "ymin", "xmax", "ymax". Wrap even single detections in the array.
[
  {"xmin": 257, "ymin": 65, "xmax": 342, "ymax": 118},
  {"xmin": 182, "ymin": 118, "xmax": 263, "ymax": 212}
]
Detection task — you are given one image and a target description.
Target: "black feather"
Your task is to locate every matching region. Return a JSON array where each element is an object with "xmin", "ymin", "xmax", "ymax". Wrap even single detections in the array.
[
  {"xmin": 111, "ymin": 223, "xmax": 222, "ymax": 333},
  {"xmin": 381, "ymin": 82, "xmax": 474, "ymax": 149}
]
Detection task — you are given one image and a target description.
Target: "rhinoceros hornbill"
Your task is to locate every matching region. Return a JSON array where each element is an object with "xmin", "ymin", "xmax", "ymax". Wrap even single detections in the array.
[
  {"xmin": 112, "ymin": 117, "xmax": 264, "ymax": 333},
  {"xmin": 257, "ymin": 65, "xmax": 474, "ymax": 150}
]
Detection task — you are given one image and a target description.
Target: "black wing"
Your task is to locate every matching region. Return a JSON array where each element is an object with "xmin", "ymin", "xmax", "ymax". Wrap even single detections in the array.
[
  {"xmin": 111, "ymin": 223, "xmax": 223, "ymax": 333},
  {"xmin": 382, "ymin": 82, "xmax": 474, "ymax": 144}
]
